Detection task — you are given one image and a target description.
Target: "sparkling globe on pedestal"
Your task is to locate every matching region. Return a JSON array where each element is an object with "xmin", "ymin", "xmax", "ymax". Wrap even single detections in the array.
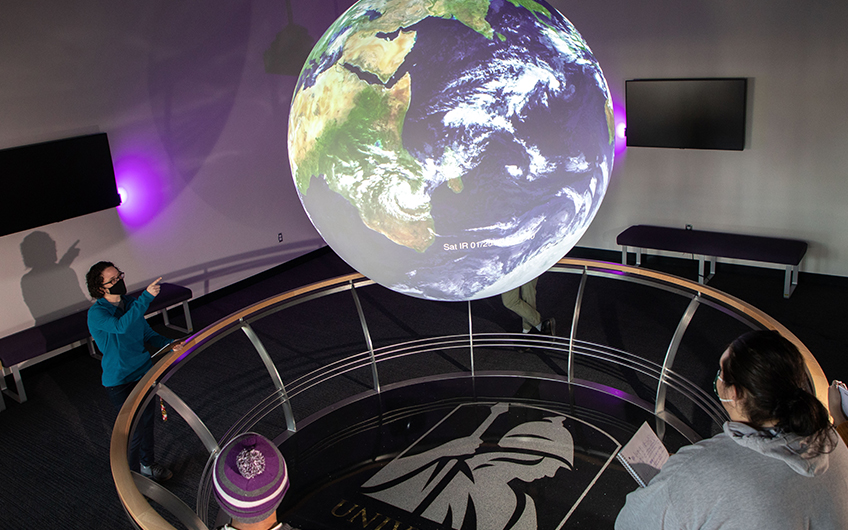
[{"xmin": 289, "ymin": 0, "xmax": 614, "ymax": 301}]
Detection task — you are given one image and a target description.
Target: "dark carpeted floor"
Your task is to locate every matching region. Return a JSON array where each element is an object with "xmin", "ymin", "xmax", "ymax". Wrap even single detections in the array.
[{"xmin": 0, "ymin": 246, "xmax": 844, "ymax": 529}]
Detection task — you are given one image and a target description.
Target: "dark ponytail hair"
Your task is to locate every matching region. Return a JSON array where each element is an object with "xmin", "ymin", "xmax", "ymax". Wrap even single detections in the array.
[{"xmin": 723, "ymin": 330, "xmax": 834, "ymax": 453}]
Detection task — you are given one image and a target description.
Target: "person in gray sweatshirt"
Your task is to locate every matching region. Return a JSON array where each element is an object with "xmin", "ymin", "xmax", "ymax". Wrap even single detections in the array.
[{"xmin": 615, "ymin": 329, "xmax": 848, "ymax": 529}]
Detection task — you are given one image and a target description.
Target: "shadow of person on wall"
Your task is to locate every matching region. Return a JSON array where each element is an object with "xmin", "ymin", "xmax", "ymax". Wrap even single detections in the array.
[{"xmin": 20, "ymin": 231, "xmax": 89, "ymax": 326}]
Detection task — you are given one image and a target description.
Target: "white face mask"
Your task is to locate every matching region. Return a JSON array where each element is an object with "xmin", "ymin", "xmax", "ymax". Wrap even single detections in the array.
[{"xmin": 713, "ymin": 369, "xmax": 735, "ymax": 403}]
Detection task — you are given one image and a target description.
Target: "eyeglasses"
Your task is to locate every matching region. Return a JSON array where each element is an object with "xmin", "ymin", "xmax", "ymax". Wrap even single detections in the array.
[{"xmin": 103, "ymin": 271, "xmax": 124, "ymax": 288}]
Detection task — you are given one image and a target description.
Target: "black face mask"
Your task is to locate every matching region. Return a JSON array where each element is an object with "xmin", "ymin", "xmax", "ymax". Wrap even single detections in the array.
[{"xmin": 108, "ymin": 278, "xmax": 127, "ymax": 296}]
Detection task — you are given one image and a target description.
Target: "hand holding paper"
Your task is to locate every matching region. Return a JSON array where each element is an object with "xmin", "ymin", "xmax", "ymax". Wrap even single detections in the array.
[{"xmin": 616, "ymin": 422, "xmax": 670, "ymax": 487}]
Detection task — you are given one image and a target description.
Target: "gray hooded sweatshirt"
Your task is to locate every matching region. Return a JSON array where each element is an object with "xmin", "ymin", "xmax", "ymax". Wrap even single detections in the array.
[{"xmin": 615, "ymin": 422, "xmax": 848, "ymax": 529}]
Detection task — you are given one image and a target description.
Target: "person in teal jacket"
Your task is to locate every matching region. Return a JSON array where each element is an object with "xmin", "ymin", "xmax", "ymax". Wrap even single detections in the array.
[{"xmin": 86, "ymin": 261, "xmax": 183, "ymax": 482}]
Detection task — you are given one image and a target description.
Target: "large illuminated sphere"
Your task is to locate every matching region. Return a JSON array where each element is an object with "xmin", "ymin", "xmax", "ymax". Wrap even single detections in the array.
[{"xmin": 289, "ymin": 0, "xmax": 614, "ymax": 301}]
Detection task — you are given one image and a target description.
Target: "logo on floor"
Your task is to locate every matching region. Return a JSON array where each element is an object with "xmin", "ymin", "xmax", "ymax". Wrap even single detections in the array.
[{"xmin": 284, "ymin": 402, "xmax": 621, "ymax": 530}]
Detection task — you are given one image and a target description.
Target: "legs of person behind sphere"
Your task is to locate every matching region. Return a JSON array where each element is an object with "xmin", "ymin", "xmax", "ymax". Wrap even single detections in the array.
[
  {"xmin": 502, "ymin": 278, "xmax": 541, "ymax": 331},
  {"xmin": 519, "ymin": 279, "xmax": 539, "ymax": 331}
]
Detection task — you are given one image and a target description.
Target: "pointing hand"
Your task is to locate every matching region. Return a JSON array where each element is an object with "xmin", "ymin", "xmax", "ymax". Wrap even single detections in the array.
[{"xmin": 146, "ymin": 277, "xmax": 162, "ymax": 297}]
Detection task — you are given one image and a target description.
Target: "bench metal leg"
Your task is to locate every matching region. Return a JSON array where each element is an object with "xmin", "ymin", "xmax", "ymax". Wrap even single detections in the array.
[
  {"xmin": 621, "ymin": 246, "xmax": 644, "ymax": 267},
  {"xmin": 784, "ymin": 265, "xmax": 799, "ymax": 298},
  {"xmin": 698, "ymin": 256, "xmax": 717, "ymax": 284},
  {"xmin": 162, "ymin": 301, "xmax": 193, "ymax": 334},
  {"xmin": 1, "ymin": 365, "xmax": 27, "ymax": 405},
  {"xmin": 87, "ymin": 338, "xmax": 102, "ymax": 360},
  {"xmin": 182, "ymin": 301, "xmax": 193, "ymax": 332}
]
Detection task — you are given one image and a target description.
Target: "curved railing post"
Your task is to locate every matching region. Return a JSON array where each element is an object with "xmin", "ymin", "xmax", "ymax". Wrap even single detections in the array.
[
  {"xmin": 133, "ymin": 473, "xmax": 208, "ymax": 530},
  {"xmin": 350, "ymin": 280, "xmax": 380, "ymax": 393},
  {"xmin": 567, "ymin": 267, "xmax": 589, "ymax": 383},
  {"xmin": 240, "ymin": 320, "xmax": 296, "ymax": 432},
  {"xmin": 654, "ymin": 294, "xmax": 701, "ymax": 439},
  {"xmin": 156, "ymin": 384, "xmax": 218, "ymax": 454}
]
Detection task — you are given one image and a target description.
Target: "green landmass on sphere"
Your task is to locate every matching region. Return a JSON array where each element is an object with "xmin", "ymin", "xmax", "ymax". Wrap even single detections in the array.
[
  {"xmin": 605, "ymin": 97, "xmax": 615, "ymax": 145},
  {"xmin": 505, "ymin": 0, "xmax": 557, "ymax": 31},
  {"xmin": 338, "ymin": 0, "xmax": 496, "ymax": 50},
  {"xmin": 291, "ymin": 66, "xmax": 414, "ymax": 191},
  {"xmin": 290, "ymin": 66, "xmax": 436, "ymax": 252},
  {"xmin": 301, "ymin": 0, "xmax": 571, "ymax": 81},
  {"xmin": 503, "ymin": 0, "xmax": 590, "ymax": 57},
  {"xmin": 343, "ymin": 28, "xmax": 418, "ymax": 84},
  {"xmin": 429, "ymin": 0, "xmax": 494, "ymax": 40},
  {"xmin": 505, "ymin": 0, "xmax": 552, "ymax": 20}
]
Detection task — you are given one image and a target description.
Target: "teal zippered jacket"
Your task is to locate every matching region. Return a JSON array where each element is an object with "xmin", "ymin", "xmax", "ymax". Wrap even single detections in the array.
[{"xmin": 88, "ymin": 290, "xmax": 171, "ymax": 387}]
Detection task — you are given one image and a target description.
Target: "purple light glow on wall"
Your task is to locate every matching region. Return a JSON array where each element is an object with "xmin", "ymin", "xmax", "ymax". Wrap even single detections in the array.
[{"xmin": 113, "ymin": 155, "xmax": 165, "ymax": 228}]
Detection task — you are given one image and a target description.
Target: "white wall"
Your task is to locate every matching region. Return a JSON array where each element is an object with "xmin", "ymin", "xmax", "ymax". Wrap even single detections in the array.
[
  {"xmin": 554, "ymin": 0, "xmax": 848, "ymax": 275},
  {"xmin": 0, "ymin": 1, "xmax": 356, "ymax": 336},
  {"xmin": 2, "ymin": 0, "xmax": 847, "ymax": 336}
]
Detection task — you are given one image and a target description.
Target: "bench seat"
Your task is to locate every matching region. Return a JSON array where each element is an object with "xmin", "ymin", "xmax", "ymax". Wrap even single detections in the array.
[
  {"xmin": 617, "ymin": 225, "xmax": 807, "ymax": 298},
  {"xmin": 0, "ymin": 282, "xmax": 192, "ymax": 411}
]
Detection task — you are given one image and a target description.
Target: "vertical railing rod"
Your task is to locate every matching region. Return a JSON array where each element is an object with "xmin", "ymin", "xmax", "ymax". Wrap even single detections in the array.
[
  {"xmin": 350, "ymin": 280, "xmax": 380, "ymax": 393},
  {"xmin": 240, "ymin": 320, "xmax": 296, "ymax": 432},
  {"xmin": 468, "ymin": 300, "xmax": 475, "ymax": 377},
  {"xmin": 567, "ymin": 267, "xmax": 589, "ymax": 383}
]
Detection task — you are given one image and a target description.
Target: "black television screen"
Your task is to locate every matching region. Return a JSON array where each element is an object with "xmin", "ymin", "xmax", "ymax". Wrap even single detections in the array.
[
  {"xmin": 625, "ymin": 78, "xmax": 747, "ymax": 150},
  {"xmin": 0, "ymin": 132, "xmax": 121, "ymax": 237}
]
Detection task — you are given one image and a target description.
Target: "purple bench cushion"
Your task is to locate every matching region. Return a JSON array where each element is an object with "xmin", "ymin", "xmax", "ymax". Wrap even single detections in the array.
[
  {"xmin": 617, "ymin": 225, "xmax": 807, "ymax": 266},
  {"xmin": 0, "ymin": 283, "xmax": 192, "ymax": 368},
  {"xmin": 145, "ymin": 283, "xmax": 192, "ymax": 314},
  {"xmin": 0, "ymin": 312, "xmax": 91, "ymax": 367}
]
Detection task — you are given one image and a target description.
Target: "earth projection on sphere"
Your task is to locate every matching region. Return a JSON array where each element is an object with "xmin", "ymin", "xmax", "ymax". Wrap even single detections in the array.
[{"xmin": 288, "ymin": 0, "xmax": 615, "ymax": 301}]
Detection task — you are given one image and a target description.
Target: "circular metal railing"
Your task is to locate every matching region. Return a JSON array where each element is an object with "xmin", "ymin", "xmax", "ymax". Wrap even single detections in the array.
[{"xmin": 110, "ymin": 258, "xmax": 827, "ymax": 530}]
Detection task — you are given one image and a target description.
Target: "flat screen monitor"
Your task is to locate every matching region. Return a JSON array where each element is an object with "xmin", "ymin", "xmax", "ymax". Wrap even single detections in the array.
[
  {"xmin": 625, "ymin": 78, "xmax": 747, "ymax": 150},
  {"xmin": 0, "ymin": 132, "xmax": 121, "ymax": 237}
]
